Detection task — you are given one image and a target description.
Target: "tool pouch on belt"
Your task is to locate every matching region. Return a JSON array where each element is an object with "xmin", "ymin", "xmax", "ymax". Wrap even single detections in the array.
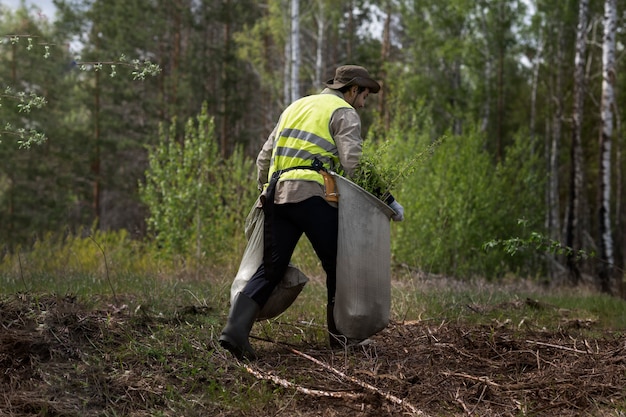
[{"xmin": 320, "ymin": 170, "xmax": 338, "ymax": 203}]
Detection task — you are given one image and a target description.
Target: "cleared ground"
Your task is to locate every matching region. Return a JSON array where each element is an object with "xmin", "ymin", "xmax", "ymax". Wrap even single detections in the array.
[{"xmin": 1, "ymin": 292, "xmax": 625, "ymax": 416}]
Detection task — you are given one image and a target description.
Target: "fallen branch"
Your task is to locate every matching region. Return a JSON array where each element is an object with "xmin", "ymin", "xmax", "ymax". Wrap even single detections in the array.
[
  {"xmin": 453, "ymin": 387, "xmax": 472, "ymax": 415},
  {"xmin": 526, "ymin": 340, "xmax": 595, "ymax": 354},
  {"xmin": 288, "ymin": 347, "xmax": 429, "ymax": 416},
  {"xmin": 244, "ymin": 365, "xmax": 363, "ymax": 400},
  {"xmin": 442, "ymin": 372, "xmax": 501, "ymax": 388},
  {"xmin": 441, "ymin": 371, "xmax": 565, "ymax": 392}
]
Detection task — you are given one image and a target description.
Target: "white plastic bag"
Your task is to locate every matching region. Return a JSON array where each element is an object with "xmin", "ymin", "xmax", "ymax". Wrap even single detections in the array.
[
  {"xmin": 332, "ymin": 173, "xmax": 395, "ymax": 340},
  {"xmin": 230, "ymin": 202, "xmax": 309, "ymax": 320}
]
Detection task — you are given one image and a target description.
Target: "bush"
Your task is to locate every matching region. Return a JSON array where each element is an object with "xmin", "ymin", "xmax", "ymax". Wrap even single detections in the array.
[
  {"xmin": 139, "ymin": 103, "xmax": 257, "ymax": 265},
  {"xmin": 387, "ymin": 126, "xmax": 545, "ymax": 279}
]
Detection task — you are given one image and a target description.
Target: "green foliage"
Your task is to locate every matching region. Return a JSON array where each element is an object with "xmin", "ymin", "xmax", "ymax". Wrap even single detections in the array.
[
  {"xmin": 139, "ymin": 103, "xmax": 257, "ymax": 263},
  {"xmin": 0, "ymin": 30, "xmax": 160, "ymax": 148},
  {"xmin": 0, "ymin": 25, "xmax": 57, "ymax": 147},
  {"xmin": 389, "ymin": 125, "xmax": 545, "ymax": 279},
  {"xmin": 352, "ymin": 137, "xmax": 443, "ymax": 202},
  {"xmin": 0, "ymin": 8, "xmax": 162, "ymax": 250},
  {"xmin": 483, "ymin": 219, "xmax": 592, "ymax": 261},
  {"xmin": 75, "ymin": 53, "xmax": 161, "ymax": 80},
  {"xmin": 1, "ymin": 86, "xmax": 48, "ymax": 148},
  {"xmin": 0, "ymin": 0, "xmax": 620, "ymax": 286},
  {"xmin": 233, "ymin": 0, "xmax": 284, "ymax": 97}
]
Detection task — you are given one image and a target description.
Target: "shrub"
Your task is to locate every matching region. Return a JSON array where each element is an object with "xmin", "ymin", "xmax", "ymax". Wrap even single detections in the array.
[
  {"xmin": 388, "ymin": 126, "xmax": 545, "ymax": 279},
  {"xmin": 139, "ymin": 103, "xmax": 257, "ymax": 265}
]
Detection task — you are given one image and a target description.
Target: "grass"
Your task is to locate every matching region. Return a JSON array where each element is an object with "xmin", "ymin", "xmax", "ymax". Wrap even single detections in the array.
[
  {"xmin": 3, "ymin": 234, "xmax": 626, "ymax": 416},
  {"xmin": 3, "ymin": 233, "xmax": 626, "ymax": 335},
  {"xmin": 3, "ymin": 242, "xmax": 626, "ymax": 337},
  {"xmin": 389, "ymin": 274, "xmax": 626, "ymax": 337}
]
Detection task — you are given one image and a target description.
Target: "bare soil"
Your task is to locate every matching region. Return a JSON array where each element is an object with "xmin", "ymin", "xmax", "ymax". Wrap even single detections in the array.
[{"xmin": 1, "ymin": 293, "xmax": 625, "ymax": 416}]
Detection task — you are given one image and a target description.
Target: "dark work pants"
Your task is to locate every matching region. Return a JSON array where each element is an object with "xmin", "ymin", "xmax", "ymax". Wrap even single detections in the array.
[{"xmin": 241, "ymin": 196, "xmax": 338, "ymax": 308}]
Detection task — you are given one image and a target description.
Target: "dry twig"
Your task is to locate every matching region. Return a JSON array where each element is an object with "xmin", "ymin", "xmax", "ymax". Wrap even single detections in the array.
[
  {"xmin": 526, "ymin": 340, "xmax": 596, "ymax": 354},
  {"xmin": 288, "ymin": 347, "xmax": 429, "ymax": 416},
  {"xmin": 244, "ymin": 364, "xmax": 363, "ymax": 400}
]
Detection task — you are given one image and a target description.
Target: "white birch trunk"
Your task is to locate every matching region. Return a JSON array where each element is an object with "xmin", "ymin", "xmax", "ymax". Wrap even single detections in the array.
[
  {"xmin": 478, "ymin": 7, "xmax": 491, "ymax": 133},
  {"xmin": 290, "ymin": 0, "xmax": 300, "ymax": 102},
  {"xmin": 314, "ymin": 0, "xmax": 325, "ymax": 90},
  {"xmin": 549, "ymin": 30, "xmax": 562, "ymax": 242},
  {"xmin": 283, "ymin": 0, "xmax": 291, "ymax": 106},
  {"xmin": 547, "ymin": 26, "xmax": 562, "ymax": 280},
  {"xmin": 529, "ymin": 35, "xmax": 543, "ymax": 144},
  {"xmin": 615, "ymin": 100, "xmax": 622, "ymax": 269},
  {"xmin": 598, "ymin": 0, "xmax": 617, "ymax": 292},
  {"xmin": 565, "ymin": 0, "xmax": 589, "ymax": 285},
  {"xmin": 284, "ymin": 29, "xmax": 290, "ymax": 105}
]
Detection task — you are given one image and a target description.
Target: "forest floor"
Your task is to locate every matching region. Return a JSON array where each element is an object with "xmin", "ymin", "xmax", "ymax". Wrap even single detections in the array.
[{"xmin": 1, "ymin": 290, "xmax": 625, "ymax": 416}]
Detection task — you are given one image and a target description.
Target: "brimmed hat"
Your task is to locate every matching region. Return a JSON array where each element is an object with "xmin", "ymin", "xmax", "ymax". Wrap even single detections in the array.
[{"xmin": 324, "ymin": 65, "xmax": 380, "ymax": 94}]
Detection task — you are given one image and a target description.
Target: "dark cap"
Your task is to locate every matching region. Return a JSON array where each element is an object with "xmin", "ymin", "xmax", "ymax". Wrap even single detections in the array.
[{"xmin": 324, "ymin": 65, "xmax": 380, "ymax": 94}]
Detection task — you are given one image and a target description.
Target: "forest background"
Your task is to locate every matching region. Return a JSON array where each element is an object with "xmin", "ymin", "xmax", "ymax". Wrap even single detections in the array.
[{"xmin": 1, "ymin": 0, "xmax": 625, "ymax": 296}]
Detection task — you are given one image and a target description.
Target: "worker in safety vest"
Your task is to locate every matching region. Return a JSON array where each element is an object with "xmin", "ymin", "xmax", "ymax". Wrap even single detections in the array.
[{"xmin": 219, "ymin": 65, "xmax": 404, "ymax": 360}]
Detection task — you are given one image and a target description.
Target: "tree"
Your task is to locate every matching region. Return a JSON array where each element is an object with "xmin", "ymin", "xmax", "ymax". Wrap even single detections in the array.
[
  {"xmin": 397, "ymin": 0, "xmax": 473, "ymax": 137},
  {"xmin": 0, "ymin": 8, "xmax": 76, "ymax": 247},
  {"xmin": 597, "ymin": 0, "xmax": 617, "ymax": 293},
  {"xmin": 0, "ymin": 2, "xmax": 160, "ymax": 248},
  {"xmin": 0, "ymin": 10, "xmax": 52, "ymax": 147},
  {"xmin": 52, "ymin": 0, "xmax": 261, "ymax": 232},
  {"xmin": 532, "ymin": 0, "xmax": 579, "ymax": 281},
  {"xmin": 394, "ymin": 0, "xmax": 530, "ymax": 147},
  {"xmin": 139, "ymin": 104, "xmax": 256, "ymax": 262},
  {"xmin": 476, "ymin": 0, "xmax": 528, "ymax": 162},
  {"xmin": 565, "ymin": 0, "xmax": 589, "ymax": 285},
  {"xmin": 289, "ymin": 0, "xmax": 301, "ymax": 102}
]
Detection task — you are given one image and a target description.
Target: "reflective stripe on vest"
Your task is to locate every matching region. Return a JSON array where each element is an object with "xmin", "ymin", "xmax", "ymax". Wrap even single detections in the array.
[{"xmin": 268, "ymin": 94, "xmax": 350, "ymax": 187}]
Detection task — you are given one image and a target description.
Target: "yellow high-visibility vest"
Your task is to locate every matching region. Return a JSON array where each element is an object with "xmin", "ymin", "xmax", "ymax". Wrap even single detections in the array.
[{"xmin": 267, "ymin": 94, "xmax": 350, "ymax": 186}]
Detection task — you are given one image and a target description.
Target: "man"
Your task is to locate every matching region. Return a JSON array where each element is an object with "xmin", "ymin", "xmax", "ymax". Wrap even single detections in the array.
[{"xmin": 219, "ymin": 65, "xmax": 404, "ymax": 360}]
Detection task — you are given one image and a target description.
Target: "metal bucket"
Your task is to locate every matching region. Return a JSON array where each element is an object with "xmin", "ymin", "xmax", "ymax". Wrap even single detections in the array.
[{"xmin": 333, "ymin": 173, "xmax": 395, "ymax": 340}]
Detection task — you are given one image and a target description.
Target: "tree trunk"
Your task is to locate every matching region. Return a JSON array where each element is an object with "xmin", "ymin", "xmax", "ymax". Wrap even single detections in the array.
[
  {"xmin": 529, "ymin": 35, "xmax": 542, "ymax": 145},
  {"xmin": 478, "ymin": 6, "xmax": 491, "ymax": 134},
  {"xmin": 290, "ymin": 0, "xmax": 300, "ymax": 102},
  {"xmin": 597, "ymin": 0, "xmax": 617, "ymax": 293},
  {"xmin": 314, "ymin": 0, "xmax": 325, "ymax": 90},
  {"xmin": 548, "ymin": 25, "xmax": 562, "ymax": 280},
  {"xmin": 495, "ymin": 1, "xmax": 505, "ymax": 163},
  {"xmin": 346, "ymin": 0, "xmax": 354, "ymax": 61},
  {"xmin": 220, "ymin": 16, "xmax": 230, "ymax": 158},
  {"xmin": 92, "ymin": 36, "xmax": 101, "ymax": 229},
  {"xmin": 565, "ymin": 0, "xmax": 589, "ymax": 285},
  {"xmin": 91, "ymin": 67, "xmax": 101, "ymax": 229},
  {"xmin": 283, "ymin": 8, "xmax": 291, "ymax": 105},
  {"xmin": 379, "ymin": 0, "xmax": 392, "ymax": 131},
  {"xmin": 615, "ymin": 101, "xmax": 623, "ymax": 295}
]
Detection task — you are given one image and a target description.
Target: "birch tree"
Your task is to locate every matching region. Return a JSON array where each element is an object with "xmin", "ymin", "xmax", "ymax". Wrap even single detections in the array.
[
  {"xmin": 547, "ymin": 21, "xmax": 563, "ymax": 279},
  {"xmin": 313, "ymin": 0, "xmax": 326, "ymax": 90},
  {"xmin": 290, "ymin": 0, "xmax": 301, "ymax": 102},
  {"xmin": 379, "ymin": 0, "xmax": 394, "ymax": 131},
  {"xmin": 597, "ymin": 0, "xmax": 617, "ymax": 293},
  {"xmin": 565, "ymin": 0, "xmax": 589, "ymax": 285},
  {"xmin": 535, "ymin": 0, "xmax": 578, "ymax": 280}
]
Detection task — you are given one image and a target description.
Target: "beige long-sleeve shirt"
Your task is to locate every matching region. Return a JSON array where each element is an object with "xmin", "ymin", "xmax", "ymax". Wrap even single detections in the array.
[{"xmin": 256, "ymin": 88, "xmax": 363, "ymax": 205}]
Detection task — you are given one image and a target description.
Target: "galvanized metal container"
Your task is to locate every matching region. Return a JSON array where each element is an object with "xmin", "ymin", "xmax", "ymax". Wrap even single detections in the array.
[{"xmin": 333, "ymin": 173, "xmax": 395, "ymax": 340}]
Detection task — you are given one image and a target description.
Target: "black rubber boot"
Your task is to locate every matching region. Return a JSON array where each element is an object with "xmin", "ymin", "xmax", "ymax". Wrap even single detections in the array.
[
  {"xmin": 219, "ymin": 293, "xmax": 260, "ymax": 360},
  {"xmin": 327, "ymin": 303, "xmax": 346, "ymax": 349}
]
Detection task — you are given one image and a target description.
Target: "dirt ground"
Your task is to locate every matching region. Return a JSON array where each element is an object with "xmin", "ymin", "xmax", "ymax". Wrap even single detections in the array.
[{"xmin": 1, "ymin": 293, "xmax": 625, "ymax": 417}]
